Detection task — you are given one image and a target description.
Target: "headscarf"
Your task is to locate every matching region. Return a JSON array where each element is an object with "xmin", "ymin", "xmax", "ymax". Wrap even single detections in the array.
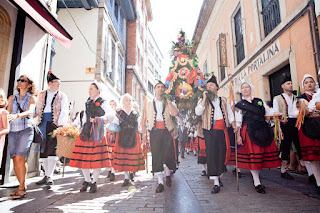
[{"xmin": 239, "ymin": 79, "xmax": 254, "ymax": 93}]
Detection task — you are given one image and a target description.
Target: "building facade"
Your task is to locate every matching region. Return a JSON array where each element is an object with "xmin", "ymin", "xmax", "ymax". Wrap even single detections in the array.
[
  {"xmin": 193, "ymin": 0, "xmax": 320, "ymax": 102},
  {"xmin": 146, "ymin": 27, "xmax": 164, "ymax": 100},
  {"xmin": 126, "ymin": 0, "xmax": 152, "ymax": 108},
  {"xmin": 0, "ymin": 0, "xmax": 72, "ymax": 184},
  {"xmin": 53, "ymin": 0, "xmax": 136, "ymax": 112}
]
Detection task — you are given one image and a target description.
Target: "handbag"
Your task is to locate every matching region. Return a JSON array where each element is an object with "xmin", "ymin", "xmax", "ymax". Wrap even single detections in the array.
[{"xmin": 15, "ymin": 97, "xmax": 43, "ymax": 143}]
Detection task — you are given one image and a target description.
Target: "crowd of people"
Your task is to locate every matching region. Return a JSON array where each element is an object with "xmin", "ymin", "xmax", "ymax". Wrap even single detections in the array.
[{"xmin": 0, "ymin": 71, "xmax": 319, "ymax": 200}]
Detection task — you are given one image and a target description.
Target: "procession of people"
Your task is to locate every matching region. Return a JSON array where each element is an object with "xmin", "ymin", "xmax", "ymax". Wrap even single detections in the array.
[{"xmin": 0, "ymin": 70, "xmax": 319, "ymax": 200}]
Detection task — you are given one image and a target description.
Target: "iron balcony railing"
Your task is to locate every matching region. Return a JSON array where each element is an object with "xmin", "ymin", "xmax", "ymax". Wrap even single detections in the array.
[{"xmin": 261, "ymin": 0, "xmax": 281, "ymax": 37}]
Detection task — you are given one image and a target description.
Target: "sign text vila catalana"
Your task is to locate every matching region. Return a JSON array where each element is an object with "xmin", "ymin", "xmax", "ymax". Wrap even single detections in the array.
[{"xmin": 223, "ymin": 40, "xmax": 280, "ymax": 93}]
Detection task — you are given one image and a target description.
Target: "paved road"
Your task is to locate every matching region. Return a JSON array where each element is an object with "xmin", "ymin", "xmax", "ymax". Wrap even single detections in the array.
[{"xmin": 0, "ymin": 153, "xmax": 319, "ymax": 213}]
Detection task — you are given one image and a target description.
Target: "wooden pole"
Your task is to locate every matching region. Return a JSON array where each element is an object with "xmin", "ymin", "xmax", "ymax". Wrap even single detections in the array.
[
  {"xmin": 62, "ymin": 157, "xmax": 66, "ymax": 178},
  {"xmin": 235, "ymin": 132, "xmax": 239, "ymax": 191}
]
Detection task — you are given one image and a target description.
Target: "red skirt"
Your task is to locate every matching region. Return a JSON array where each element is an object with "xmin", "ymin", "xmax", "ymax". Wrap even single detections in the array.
[
  {"xmin": 191, "ymin": 138, "xmax": 198, "ymax": 151},
  {"xmin": 113, "ymin": 132, "xmax": 145, "ymax": 172},
  {"xmin": 298, "ymin": 129, "xmax": 320, "ymax": 161},
  {"xmin": 237, "ymin": 125, "xmax": 280, "ymax": 170},
  {"xmin": 69, "ymin": 137, "xmax": 113, "ymax": 169}
]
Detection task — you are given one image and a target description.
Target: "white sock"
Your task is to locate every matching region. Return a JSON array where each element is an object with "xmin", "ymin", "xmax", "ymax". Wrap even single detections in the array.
[
  {"xmin": 46, "ymin": 157, "xmax": 58, "ymax": 178},
  {"xmin": 156, "ymin": 172, "xmax": 164, "ymax": 185},
  {"xmin": 40, "ymin": 158, "xmax": 48, "ymax": 176},
  {"xmin": 164, "ymin": 166, "xmax": 171, "ymax": 177},
  {"xmin": 310, "ymin": 161, "xmax": 320, "ymax": 186},
  {"xmin": 111, "ymin": 167, "xmax": 115, "ymax": 174},
  {"xmin": 238, "ymin": 168, "xmax": 241, "ymax": 172},
  {"xmin": 201, "ymin": 164, "xmax": 206, "ymax": 171},
  {"xmin": 92, "ymin": 168, "xmax": 101, "ymax": 183},
  {"xmin": 82, "ymin": 169, "xmax": 91, "ymax": 182},
  {"xmin": 193, "ymin": 150, "xmax": 196, "ymax": 155},
  {"xmin": 281, "ymin": 161, "xmax": 287, "ymax": 173},
  {"xmin": 304, "ymin": 161, "xmax": 314, "ymax": 176},
  {"xmin": 212, "ymin": 176, "xmax": 219, "ymax": 186},
  {"xmin": 124, "ymin": 171, "xmax": 129, "ymax": 179},
  {"xmin": 251, "ymin": 170, "xmax": 261, "ymax": 186}
]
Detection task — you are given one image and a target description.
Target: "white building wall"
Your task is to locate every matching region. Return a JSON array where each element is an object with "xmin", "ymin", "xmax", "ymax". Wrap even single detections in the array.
[{"xmin": 52, "ymin": 8, "xmax": 98, "ymax": 112}]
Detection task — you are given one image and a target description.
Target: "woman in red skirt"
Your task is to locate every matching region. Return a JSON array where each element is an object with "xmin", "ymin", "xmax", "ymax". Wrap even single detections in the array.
[
  {"xmin": 297, "ymin": 74, "xmax": 320, "ymax": 194},
  {"xmin": 235, "ymin": 81, "xmax": 281, "ymax": 194},
  {"xmin": 112, "ymin": 93, "xmax": 145, "ymax": 187},
  {"xmin": 70, "ymin": 82, "xmax": 114, "ymax": 193}
]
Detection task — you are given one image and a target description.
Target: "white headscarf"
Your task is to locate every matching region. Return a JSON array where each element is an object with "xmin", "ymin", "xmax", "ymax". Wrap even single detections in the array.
[
  {"xmin": 93, "ymin": 80, "xmax": 109, "ymax": 100},
  {"xmin": 301, "ymin": 74, "xmax": 316, "ymax": 89},
  {"xmin": 239, "ymin": 79, "xmax": 254, "ymax": 93}
]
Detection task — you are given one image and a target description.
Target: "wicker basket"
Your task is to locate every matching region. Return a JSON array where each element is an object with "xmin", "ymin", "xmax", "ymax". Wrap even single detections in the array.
[
  {"xmin": 316, "ymin": 102, "xmax": 320, "ymax": 110},
  {"xmin": 56, "ymin": 135, "xmax": 77, "ymax": 158}
]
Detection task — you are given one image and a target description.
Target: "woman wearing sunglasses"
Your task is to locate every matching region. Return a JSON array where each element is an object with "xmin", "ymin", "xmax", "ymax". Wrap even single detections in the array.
[{"xmin": 7, "ymin": 75, "xmax": 37, "ymax": 200}]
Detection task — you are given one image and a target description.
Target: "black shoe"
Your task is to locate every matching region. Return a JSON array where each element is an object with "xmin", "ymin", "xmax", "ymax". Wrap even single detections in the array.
[
  {"xmin": 166, "ymin": 176, "xmax": 172, "ymax": 187},
  {"xmin": 130, "ymin": 173, "xmax": 134, "ymax": 182},
  {"xmin": 211, "ymin": 185, "xmax": 220, "ymax": 194},
  {"xmin": 219, "ymin": 178, "xmax": 223, "ymax": 187},
  {"xmin": 36, "ymin": 176, "xmax": 48, "ymax": 185},
  {"xmin": 201, "ymin": 170, "xmax": 207, "ymax": 176},
  {"xmin": 89, "ymin": 182, "xmax": 97, "ymax": 193},
  {"xmin": 46, "ymin": 177, "xmax": 54, "ymax": 185},
  {"xmin": 186, "ymin": 151, "xmax": 189, "ymax": 155},
  {"xmin": 194, "ymin": 153, "xmax": 197, "ymax": 156},
  {"xmin": 255, "ymin": 184, "xmax": 266, "ymax": 194},
  {"xmin": 54, "ymin": 169, "xmax": 60, "ymax": 174},
  {"xmin": 156, "ymin": 184, "xmax": 164, "ymax": 193},
  {"xmin": 181, "ymin": 155, "xmax": 185, "ymax": 159},
  {"xmin": 80, "ymin": 181, "xmax": 90, "ymax": 192},
  {"xmin": 109, "ymin": 173, "xmax": 115, "ymax": 181},
  {"xmin": 281, "ymin": 172, "xmax": 294, "ymax": 180},
  {"xmin": 309, "ymin": 175, "xmax": 316, "ymax": 185},
  {"xmin": 107, "ymin": 171, "xmax": 111, "ymax": 178},
  {"xmin": 122, "ymin": 179, "xmax": 130, "ymax": 187}
]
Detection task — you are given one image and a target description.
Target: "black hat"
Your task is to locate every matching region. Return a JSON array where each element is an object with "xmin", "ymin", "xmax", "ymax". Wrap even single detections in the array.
[
  {"xmin": 154, "ymin": 80, "xmax": 165, "ymax": 88},
  {"xmin": 47, "ymin": 70, "xmax": 59, "ymax": 83},
  {"xmin": 281, "ymin": 74, "xmax": 291, "ymax": 85},
  {"xmin": 207, "ymin": 75, "xmax": 219, "ymax": 88}
]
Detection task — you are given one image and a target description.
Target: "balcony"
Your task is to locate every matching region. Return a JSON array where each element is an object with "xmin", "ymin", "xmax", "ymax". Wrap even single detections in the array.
[{"xmin": 57, "ymin": 0, "xmax": 99, "ymax": 10}]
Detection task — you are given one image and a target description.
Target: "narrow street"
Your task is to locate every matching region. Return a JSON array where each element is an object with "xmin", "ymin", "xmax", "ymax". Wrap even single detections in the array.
[{"xmin": 0, "ymin": 153, "xmax": 319, "ymax": 213}]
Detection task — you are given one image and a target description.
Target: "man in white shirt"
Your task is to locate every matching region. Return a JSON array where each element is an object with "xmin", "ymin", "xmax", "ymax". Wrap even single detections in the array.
[
  {"xmin": 35, "ymin": 71, "xmax": 69, "ymax": 185},
  {"xmin": 273, "ymin": 75, "xmax": 301, "ymax": 180},
  {"xmin": 142, "ymin": 81, "xmax": 179, "ymax": 193},
  {"xmin": 195, "ymin": 75, "xmax": 236, "ymax": 194}
]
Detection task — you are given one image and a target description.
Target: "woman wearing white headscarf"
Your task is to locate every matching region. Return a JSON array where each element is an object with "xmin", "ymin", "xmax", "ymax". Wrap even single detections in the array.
[
  {"xmin": 235, "ymin": 80, "xmax": 281, "ymax": 194},
  {"xmin": 70, "ymin": 81, "xmax": 115, "ymax": 193},
  {"xmin": 297, "ymin": 74, "xmax": 320, "ymax": 194}
]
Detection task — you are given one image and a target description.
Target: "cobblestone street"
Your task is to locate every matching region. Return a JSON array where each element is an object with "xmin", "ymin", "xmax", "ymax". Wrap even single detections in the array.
[{"xmin": 0, "ymin": 153, "xmax": 320, "ymax": 213}]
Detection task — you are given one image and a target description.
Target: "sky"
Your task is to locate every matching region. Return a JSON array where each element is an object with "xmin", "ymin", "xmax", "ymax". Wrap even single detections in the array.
[{"xmin": 148, "ymin": 0, "xmax": 204, "ymax": 80}]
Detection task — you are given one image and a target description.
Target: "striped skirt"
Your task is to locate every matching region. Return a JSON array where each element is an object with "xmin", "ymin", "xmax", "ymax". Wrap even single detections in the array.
[
  {"xmin": 237, "ymin": 125, "xmax": 281, "ymax": 170},
  {"xmin": 113, "ymin": 132, "xmax": 145, "ymax": 172},
  {"xmin": 69, "ymin": 137, "xmax": 113, "ymax": 169},
  {"xmin": 197, "ymin": 137, "xmax": 206, "ymax": 164},
  {"xmin": 298, "ymin": 129, "xmax": 320, "ymax": 161}
]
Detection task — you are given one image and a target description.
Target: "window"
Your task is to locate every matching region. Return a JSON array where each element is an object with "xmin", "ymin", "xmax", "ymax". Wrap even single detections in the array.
[
  {"xmin": 216, "ymin": 38, "xmax": 226, "ymax": 82},
  {"xmin": 203, "ymin": 60, "xmax": 208, "ymax": 75},
  {"xmin": 234, "ymin": 8, "xmax": 245, "ymax": 65},
  {"xmin": 148, "ymin": 81, "xmax": 154, "ymax": 93},
  {"xmin": 148, "ymin": 61, "xmax": 154, "ymax": 74},
  {"xmin": 149, "ymin": 43, "xmax": 154, "ymax": 55},
  {"xmin": 103, "ymin": 36, "xmax": 109, "ymax": 77},
  {"xmin": 261, "ymin": 0, "xmax": 281, "ymax": 37},
  {"xmin": 155, "ymin": 53, "xmax": 159, "ymax": 63},
  {"xmin": 137, "ymin": 48, "xmax": 140, "ymax": 66},
  {"xmin": 114, "ymin": 0, "xmax": 119, "ymax": 20},
  {"xmin": 132, "ymin": 83, "xmax": 136, "ymax": 99},
  {"xmin": 117, "ymin": 54, "xmax": 123, "ymax": 92},
  {"xmin": 108, "ymin": 40, "xmax": 116, "ymax": 82},
  {"xmin": 155, "ymin": 70, "xmax": 159, "ymax": 79}
]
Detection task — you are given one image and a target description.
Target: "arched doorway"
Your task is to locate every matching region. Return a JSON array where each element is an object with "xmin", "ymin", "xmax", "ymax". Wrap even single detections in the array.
[{"xmin": 0, "ymin": 5, "xmax": 11, "ymax": 88}]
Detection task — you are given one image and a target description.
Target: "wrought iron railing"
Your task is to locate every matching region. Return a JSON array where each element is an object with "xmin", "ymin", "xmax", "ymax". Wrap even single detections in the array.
[{"xmin": 261, "ymin": 0, "xmax": 281, "ymax": 37}]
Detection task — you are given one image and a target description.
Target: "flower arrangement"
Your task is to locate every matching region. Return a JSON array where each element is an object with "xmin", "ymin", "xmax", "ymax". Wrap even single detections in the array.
[{"xmin": 52, "ymin": 126, "xmax": 80, "ymax": 139}]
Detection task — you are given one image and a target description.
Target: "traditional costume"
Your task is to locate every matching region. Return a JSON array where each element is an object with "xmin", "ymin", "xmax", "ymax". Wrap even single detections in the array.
[
  {"xmin": 195, "ymin": 75, "xmax": 234, "ymax": 194},
  {"xmin": 69, "ymin": 82, "xmax": 114, "ymax": 193},
  {"xmin": 147, "ymin": 81, "xmax": 178, "ymax": 193},
  {"xmin": 273, "ymin": 75, "xmax": 300, "ymax": 180},
  {"xmin": 35, "ymin": 71, "xmax": 69, "ymax": 185},
  {"xmin": 195, "ymin": 121, "xmax": 207, "ymax": 176},
  {"xmin": 235, "ymin": 81, "xmax": 281, "ymax": 193},
  {"xmin": 297, "ymin": 74, "xmax": 320, "ymax": 194},
  {"xmin": 113, "ymin": 108, "xmax": 145, "ymax": 186}
]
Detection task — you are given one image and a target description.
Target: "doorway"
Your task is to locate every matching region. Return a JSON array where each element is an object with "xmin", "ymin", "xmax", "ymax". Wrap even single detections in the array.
[{"xmin": 269, "ymin": 64, "xmax": 291, "ymax": 100}]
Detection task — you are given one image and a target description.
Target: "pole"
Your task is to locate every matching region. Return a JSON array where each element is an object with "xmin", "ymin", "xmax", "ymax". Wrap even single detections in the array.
[
  {"xmin": 235, "ymin": 131, "xmax": 239, "ymax": 191},
  {"xmin": 145, "ymin": 130, "xmax": 148, "ymax": 174}
]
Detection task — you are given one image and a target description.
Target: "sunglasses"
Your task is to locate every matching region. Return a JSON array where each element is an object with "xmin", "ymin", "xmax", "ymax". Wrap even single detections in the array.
[{"xmin": 17, "ymin": 79, "xmax": 29, "ymax": 83}]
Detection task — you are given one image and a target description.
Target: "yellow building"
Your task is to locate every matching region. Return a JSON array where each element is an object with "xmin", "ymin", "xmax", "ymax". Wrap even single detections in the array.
[{"xmin": 193, "ymin": 0, "xmax": 320, "ymax": 102}]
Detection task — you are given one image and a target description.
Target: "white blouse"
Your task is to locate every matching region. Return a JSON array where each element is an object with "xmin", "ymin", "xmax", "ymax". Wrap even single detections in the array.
[
  {"xmin": 154, "ymin": 98, "xmax": 178, "ymax": 121},
  {"xmin": 235, "ymin": 96, "xmax": 274, "ymax": 127},
  {"xmin": 195, "ymin": 97, "xmax": 234, "ymax": 124}
]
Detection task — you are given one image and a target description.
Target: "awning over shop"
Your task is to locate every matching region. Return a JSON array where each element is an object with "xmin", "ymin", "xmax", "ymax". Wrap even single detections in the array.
[{"xmin": 12, "ymin": 0, "xmax": 73, "ymax": 50}]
